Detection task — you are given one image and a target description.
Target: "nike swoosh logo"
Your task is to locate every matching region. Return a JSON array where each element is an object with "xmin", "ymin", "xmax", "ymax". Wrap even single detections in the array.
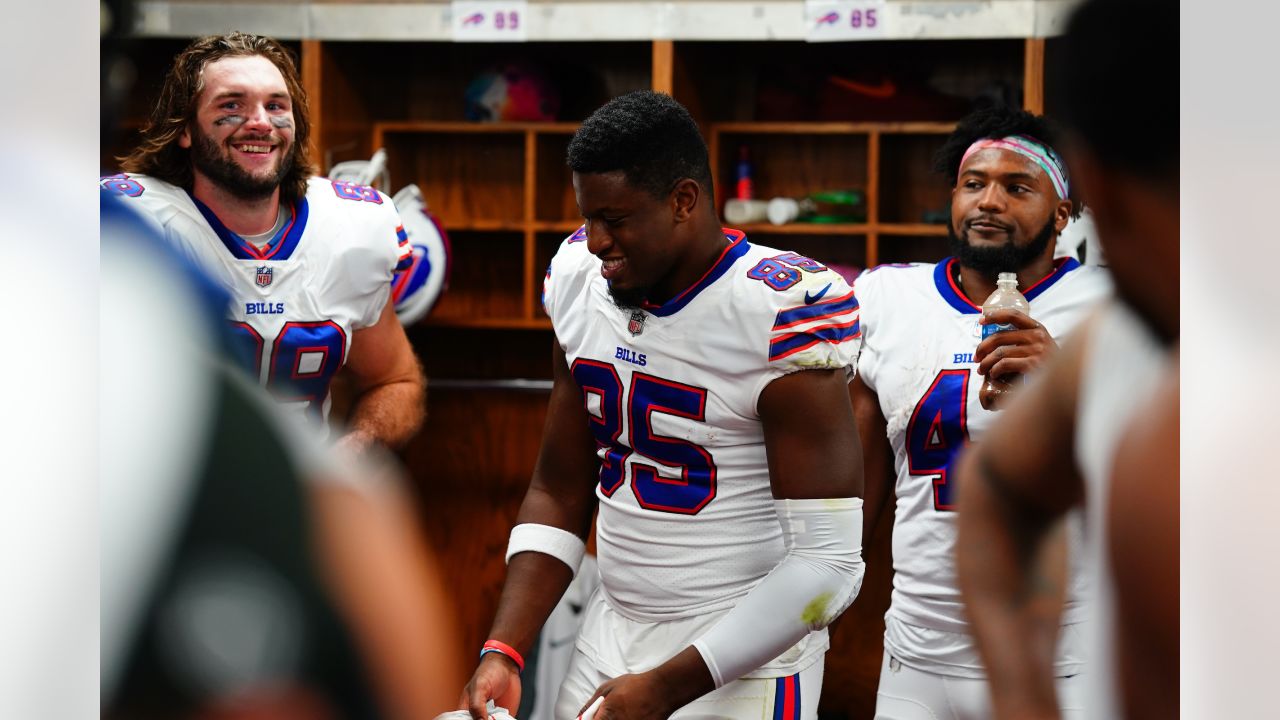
[{"xmin": 805, "ymin": 283, "xmax": 832, "ymax": 304}]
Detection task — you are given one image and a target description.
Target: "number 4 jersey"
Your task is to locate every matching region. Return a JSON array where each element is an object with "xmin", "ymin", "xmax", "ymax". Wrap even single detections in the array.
[
  {"xmin": 543, "ymin": 228, "xmax": 861, "ymax": 676},
  {"xmin": 102, "ymin": 173, "xmax": 412, "ymax": 431},
  {"xmin": 855, "ymin": 257, "xmax": 1110, "ymax": 675}
]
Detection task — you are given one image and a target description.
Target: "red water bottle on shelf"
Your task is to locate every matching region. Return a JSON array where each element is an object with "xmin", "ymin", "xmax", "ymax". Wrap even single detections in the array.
[{"xmin": 735, "ymin": 145, "xmax": 754, "ymax": 200}]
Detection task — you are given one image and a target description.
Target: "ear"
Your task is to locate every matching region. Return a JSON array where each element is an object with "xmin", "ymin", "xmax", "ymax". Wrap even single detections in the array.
[
  {"xmin": 178, "ymin": 125, "xmax": 192, "ymax": 149},
  {"xmin": 1053, "ymin": 197, "xmax": 1072, "ymax": 234},
  {"xmin": 670, "ymin": 178, "xmax": 700, "ymax": 223}
]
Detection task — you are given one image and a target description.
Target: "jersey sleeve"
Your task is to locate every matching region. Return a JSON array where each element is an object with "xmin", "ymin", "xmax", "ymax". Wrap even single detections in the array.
[
  {"xmin": 747, "ymin": 259, "xmax": 862, "ymax": 406},
  {"xmin": 337, "ymin": 181, "xmax": 410, "ymax": 329},
  {"xmin": 851, "ymin": 267, "xmax": 882, "ymax": 392},
  {"xmin": 99, "ymin": 173, "xmax": 177, "ymax": 234},
  {"xmin": 542, "ymin": 225, "xmax": 592, "ymax": 330},
  {"xmin": 766, "ymin": 271, "xmax": 861, "ymax": 372},
  {"xmin": 369, "ymin": 186, "xmax": 414, "ymax": 274}
]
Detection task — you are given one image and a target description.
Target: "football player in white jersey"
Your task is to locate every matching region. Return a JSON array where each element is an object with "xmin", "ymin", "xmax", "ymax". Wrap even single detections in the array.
[
  {"xmin": 106, "ymin": 32, "xmax": 423, "ymax": 450},
  {"xmin": 955, "ymin": 1, "xmax": 1179, "ymax": 718},
  {"xmin": 460, "ymin": 91, "xmax": 867, "ymax": 720},
  {"xmin": 852, "ymin": 106, "xmax": 1111, "ymax": 720}
]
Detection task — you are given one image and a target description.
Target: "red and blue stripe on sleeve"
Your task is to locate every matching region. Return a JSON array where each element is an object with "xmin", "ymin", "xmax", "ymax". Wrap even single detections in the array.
[
  {"xmin": 769, "ymin": 290, "xmax": 861, "ymax": 362},
  {"xmin": 394, "ymin": 224, "xmax": 413, "ymax": 271}
]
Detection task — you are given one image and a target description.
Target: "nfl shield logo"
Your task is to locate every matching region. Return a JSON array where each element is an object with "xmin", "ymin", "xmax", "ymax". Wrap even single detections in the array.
[
  {"xmin": 627, "ymin": 310, "xmax": 646, "ymax": 337},
  {"xmin": 255, "ymin": 265, "xmax": 273, "ymax": 288}
]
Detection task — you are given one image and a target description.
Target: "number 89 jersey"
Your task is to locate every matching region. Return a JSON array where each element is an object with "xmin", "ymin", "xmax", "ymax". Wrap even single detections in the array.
[
  {"xmin": 855, "ymin": 258, "xmax": 1109, "ymax": 660},
  {"xmin": 544, "ymin": 228, "xmax": 861, "ymax": 627},
  {"xmin": 102, "ymin": 173, "xmax": 412, "ymax": 433}
]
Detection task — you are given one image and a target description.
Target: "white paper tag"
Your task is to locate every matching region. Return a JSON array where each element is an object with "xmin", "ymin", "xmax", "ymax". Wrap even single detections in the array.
[
  {"xmin": 805, "ymin": 0, "xmax": 887, "ymax": 42},
  {"xmin": 452, "ymin": 0, "xmax": 529, "ymax": 42}
]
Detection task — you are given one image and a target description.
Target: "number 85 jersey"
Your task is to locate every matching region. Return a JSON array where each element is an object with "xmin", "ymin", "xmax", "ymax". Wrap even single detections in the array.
[
  {"xmin": 102, "ymin": 173, "xmax": 412, "ymax": 432},
  {"xmin": 543, "ymin": 228, "xmax": 861, "ymax": 627}
]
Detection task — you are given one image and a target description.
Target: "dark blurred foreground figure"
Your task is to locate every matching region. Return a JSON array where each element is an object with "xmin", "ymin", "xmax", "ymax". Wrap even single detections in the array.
[
  {"xmin": 953, "ymin": 1, "xmax": 1178, "ymax": 718},
  {"xmin": 102, "ymin": 194, "xmax": 465, "ymax": 719}
]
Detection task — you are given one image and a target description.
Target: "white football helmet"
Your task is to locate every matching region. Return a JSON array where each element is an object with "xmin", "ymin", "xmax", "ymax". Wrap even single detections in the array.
[{"xmin": 389, "ymin": 184, "xmax": 452, "ymax": 326}]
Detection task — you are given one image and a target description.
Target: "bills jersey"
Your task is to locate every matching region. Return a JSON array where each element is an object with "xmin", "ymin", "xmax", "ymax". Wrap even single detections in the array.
[
  {"xmin": 855, "ymin": 257, "xmax": 1110, "ymax": 674},
  {"xmin": 543, "ymin": 228, "xmax": 860, "ymax": 675},
  {"xmin": 101, "ymin": 173, "xmax": 412, "ymax": 431}
]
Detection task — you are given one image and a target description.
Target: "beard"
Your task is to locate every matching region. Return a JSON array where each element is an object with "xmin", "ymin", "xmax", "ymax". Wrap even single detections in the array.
[
  {"xmin": 947, "ymin": 215, "xmax": 1056, "ymax": 277},
  {"xmin": 607, "ymin": 282, "xmax": 649, "ymax": 312},
  {"xmin": 190, "ymin": 125, "xmax": 293, "ymax": 202}
]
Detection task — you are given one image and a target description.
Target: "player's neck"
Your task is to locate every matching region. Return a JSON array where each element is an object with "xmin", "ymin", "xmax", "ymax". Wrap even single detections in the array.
[
  {"xmin": 650, "ymin": 225, "xmax": 730, "ymax": 306},
  {"xmin": 190, "ymin": 172, "xmax": 282, "ymax": 236},
  {"xmin": 956, "ymin": 252, "xmax": 1056, "ymax": 305}
]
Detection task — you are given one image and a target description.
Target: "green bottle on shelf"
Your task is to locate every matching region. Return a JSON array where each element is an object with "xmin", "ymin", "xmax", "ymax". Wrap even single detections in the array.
[{"xmin": 767, "ymin": 189, "xmax": 866, "ymax": 225}]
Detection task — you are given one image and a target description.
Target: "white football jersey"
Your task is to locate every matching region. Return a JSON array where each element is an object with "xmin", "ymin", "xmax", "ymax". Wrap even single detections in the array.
[
  {"xmin": 543, "ymin": 227, "xmax": 861, "ymax": 676},
  {"xmin": 856, "ymin": 257, "xmax": 1110, "ymax": 675},
  {"xmin": 101, "ymin": 173, "xmax": 412, "ymax": 431},
  {"xmin": 1075, "ymin": 301, "xmax": 1167, "ymax": 719}
]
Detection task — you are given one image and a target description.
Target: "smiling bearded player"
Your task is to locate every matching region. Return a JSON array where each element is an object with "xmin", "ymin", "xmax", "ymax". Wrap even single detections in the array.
[
  {"xmin": 107, "ymin": 33, "xmax": 423, "ymax": 449},
  {"xmin": 849, "ymin": 107, "xmax": 1110, "ymax": 720}
]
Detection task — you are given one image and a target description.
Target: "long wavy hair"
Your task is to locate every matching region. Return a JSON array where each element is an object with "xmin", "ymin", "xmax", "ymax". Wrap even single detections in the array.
[{"xmin": 118, "ymin": 32, "xmax": 314, "ymax": 203}]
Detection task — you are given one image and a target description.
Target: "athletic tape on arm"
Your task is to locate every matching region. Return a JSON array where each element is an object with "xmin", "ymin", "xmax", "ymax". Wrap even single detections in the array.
[
  {"xmin": 692, "ymin": 497, "xmax": 865, "ymax": 687},
  {"xmin": 505, "ymin": 522, "xmax": 587, "ymax": 578}
]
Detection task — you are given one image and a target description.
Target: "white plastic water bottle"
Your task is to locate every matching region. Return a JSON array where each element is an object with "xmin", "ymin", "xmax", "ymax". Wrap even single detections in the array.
[
  {"xmin": 432, "ymin": 701, "xmax": 517, "ymax": 720},
  {"xmin": 979, "ymin": 272, "xmax": 1030, "ymax": 410}
]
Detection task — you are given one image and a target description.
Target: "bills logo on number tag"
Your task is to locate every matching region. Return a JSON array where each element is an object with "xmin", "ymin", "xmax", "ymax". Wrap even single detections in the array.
[
  {"xmin": 805, "ymin": 0, "xmax": 886, "ymax": 42},
  {"xmin": 452, "ymin": 0, "xmax": 528, "ymax": 41}
]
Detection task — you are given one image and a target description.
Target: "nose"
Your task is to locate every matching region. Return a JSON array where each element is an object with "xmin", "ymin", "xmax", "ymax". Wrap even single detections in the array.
[
  {"xmin": 241, "ymin": 104, "xmax": 272, "ymax": 133},
  {"xmin": 976, "ymin": 184, "xmax": 1006, "ymax": 212},
  {"xmin": 585, "ymin": 220, "xmax": 612, "ymax": 256}
]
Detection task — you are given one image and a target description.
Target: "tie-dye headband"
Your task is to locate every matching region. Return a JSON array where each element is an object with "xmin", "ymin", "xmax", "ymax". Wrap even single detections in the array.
[{"xmin": 960, "ymin": 134, "xmax": 1070, "ymax": 199}]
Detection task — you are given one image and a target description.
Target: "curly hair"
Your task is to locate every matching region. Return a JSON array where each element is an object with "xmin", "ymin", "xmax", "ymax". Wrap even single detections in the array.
[
  {"xmin": 567, "ymin": 90, "xmax": 713, "ymax": 199},
  {"xmin": 118, "ymin": 32, "xmax": 314, "ymax": 204},
  {"xmin": 934, "ymin": 106, "xmax": 1081, "ymax": 219}
]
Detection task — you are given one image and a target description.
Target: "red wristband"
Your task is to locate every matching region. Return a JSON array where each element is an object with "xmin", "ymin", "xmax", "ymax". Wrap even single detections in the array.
[{"xmin": 481, "ymin": 639, "xmax": 525, "ymax": 673}]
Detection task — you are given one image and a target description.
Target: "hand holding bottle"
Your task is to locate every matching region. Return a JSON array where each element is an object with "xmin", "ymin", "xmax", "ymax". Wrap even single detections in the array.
[{"xmin": 975, "ymin": 273, "xmax": 1057, "ymax": 410}]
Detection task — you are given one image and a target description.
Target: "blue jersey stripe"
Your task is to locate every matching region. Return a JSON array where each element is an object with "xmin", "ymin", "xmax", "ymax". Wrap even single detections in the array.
[
  {"xmin": 642, "ymin": 229, "xmax": 750, "ymax": 317},
  {"xmin": 769, "ymin": 319, "xmax": 861, "ymax": 361},
  {"xmin": 188, "ymin": 192, "xmax": 309, "ymax": 261},
  {"xmin": 773, "ymin": 290, "xmax": 859, "ymax": 330},
  {"xmin": 933, "ymin": 256, "xmax": 1082, "ymax": 314},
  {"xmin": 773, "ymin": 677, "xmax": 785, "ymax": 720}
]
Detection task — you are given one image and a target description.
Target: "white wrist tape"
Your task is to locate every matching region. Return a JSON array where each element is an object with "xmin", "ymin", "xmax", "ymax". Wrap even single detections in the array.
[
  {"xmin": 505, "ymin": 523, "xmax": 587, "ymax": 578},
  {"xmin": 693, "ymin": 497, "xmax": 864, "ymax": 688}
]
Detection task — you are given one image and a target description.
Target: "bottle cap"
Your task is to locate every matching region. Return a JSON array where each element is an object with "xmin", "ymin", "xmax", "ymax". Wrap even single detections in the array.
[{"xmin": 996, "ymin": 272, "xmax": 1018, "ymax": 286}]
